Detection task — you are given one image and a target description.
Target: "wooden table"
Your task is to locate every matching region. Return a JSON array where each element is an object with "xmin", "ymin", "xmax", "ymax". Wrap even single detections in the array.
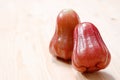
[{"xmin": 0, "ymin": 0, "xmax": 120, "ymax": 80}]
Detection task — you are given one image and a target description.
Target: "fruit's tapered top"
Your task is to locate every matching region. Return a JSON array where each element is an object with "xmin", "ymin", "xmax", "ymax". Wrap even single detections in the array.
[{"xmin": 56, "ymin": 9, "xmax": 80, "ymax": 35}]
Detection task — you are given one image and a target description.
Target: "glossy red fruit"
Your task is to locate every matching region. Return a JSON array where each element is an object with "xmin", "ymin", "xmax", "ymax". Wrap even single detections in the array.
[
  {"xmin": 72, "ymin": 22, "xmax": 111, "ymax": 73},
  {"xmin": 49, "ymin": 9, "xmax": 80, "ymax": 60}
]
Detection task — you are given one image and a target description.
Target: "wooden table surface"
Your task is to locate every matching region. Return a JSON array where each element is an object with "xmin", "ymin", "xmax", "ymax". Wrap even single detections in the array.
[{"xmin": 0, "ymin": 0, "xmax": 120, "ymax": 80}]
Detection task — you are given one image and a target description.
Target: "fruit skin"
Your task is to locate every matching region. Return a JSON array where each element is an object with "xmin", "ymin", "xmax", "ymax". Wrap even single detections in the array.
[
  {"xmin": 72, "ymin": 22, "xmax": 111, "ymax": 73},
  {"xmin": 49, "ymin": 9, "xmax": 80, "ymax": 60}
]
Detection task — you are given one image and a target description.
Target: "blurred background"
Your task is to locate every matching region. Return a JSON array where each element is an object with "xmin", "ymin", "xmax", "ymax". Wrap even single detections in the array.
[{"xmin": 0, "ymin": 0, "xmax": 120, "ymax": 80}]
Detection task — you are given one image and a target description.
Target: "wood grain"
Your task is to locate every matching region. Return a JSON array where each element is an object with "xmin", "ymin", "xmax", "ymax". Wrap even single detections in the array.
[{"xmin": 0, "ymin": 0, "xmax": 120, "ymax": 80}]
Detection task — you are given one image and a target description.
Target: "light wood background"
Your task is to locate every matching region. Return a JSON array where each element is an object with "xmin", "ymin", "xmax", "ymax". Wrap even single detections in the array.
[{"xmin": 0, "ymin": 0, "xmax": 120, "ymax": 80}]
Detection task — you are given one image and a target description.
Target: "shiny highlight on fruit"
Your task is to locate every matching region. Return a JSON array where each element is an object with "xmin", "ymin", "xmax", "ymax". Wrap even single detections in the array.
[
  {"xmin": 49, "ymin": 9, "xmax": 80, "ymax": 60},
  {"xmin": 72, "ymin": 22, "xmax": 111, "ymax": 73}
]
